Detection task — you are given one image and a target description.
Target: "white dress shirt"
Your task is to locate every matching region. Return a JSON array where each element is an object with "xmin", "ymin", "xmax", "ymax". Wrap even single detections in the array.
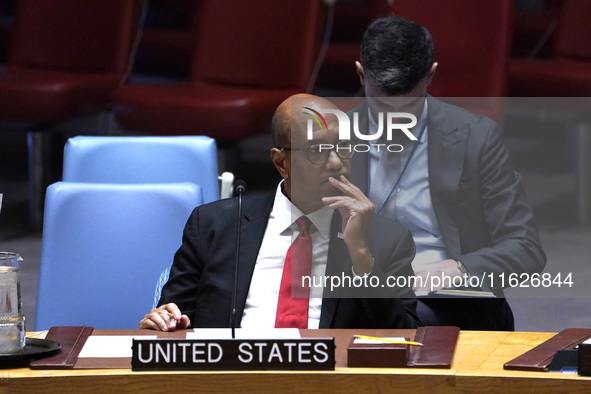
[{"xmin": 240, "ymin": 182, "xmax": 334, "ymax": 329}]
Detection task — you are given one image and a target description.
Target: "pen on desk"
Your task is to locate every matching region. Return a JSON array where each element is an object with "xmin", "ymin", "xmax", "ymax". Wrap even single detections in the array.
[
  {"xmin": 26, "ymin": 330, "xmax": 48, "ymax": 338},
  {"xmin": 353, "ymin": 334, "xmax": 424, "ymax": 346}
]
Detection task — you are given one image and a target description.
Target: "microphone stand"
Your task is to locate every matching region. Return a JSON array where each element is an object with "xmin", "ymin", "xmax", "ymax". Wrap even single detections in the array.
[{"xmin": 231, "ymin": 181, "xmax": 246, "ymax": 339}]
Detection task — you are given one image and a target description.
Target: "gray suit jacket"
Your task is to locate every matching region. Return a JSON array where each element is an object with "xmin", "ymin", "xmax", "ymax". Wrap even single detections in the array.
[{"xmin": 350, "ymin": 96, "xmax": 546, "ymax": 329}]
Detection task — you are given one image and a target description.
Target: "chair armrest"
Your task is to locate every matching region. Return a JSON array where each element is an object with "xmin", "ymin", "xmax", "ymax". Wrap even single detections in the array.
[{"xmin": 218, "ymin": 172, "xmax": 235, "ymax": 199}]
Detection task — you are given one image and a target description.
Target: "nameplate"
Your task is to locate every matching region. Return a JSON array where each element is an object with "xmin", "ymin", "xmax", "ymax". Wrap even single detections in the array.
[{"xmin": 131, "ymin": 338, "xmax": 335, "ymax": 371}]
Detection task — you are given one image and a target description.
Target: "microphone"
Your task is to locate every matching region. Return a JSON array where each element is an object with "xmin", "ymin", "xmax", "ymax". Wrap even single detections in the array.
[
  {"xmin": 234, "ymin": 180, "xmax": 247, "ymax": 196},
  {"xmin": 230, "ymin": 180, "xmax": 247, "ymax": 338}
]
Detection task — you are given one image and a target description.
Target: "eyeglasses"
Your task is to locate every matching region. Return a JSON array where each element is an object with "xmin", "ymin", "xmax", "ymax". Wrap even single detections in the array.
[{"xmin": 279, "ymin": 140, "xmax": 355, "ymax": 164}]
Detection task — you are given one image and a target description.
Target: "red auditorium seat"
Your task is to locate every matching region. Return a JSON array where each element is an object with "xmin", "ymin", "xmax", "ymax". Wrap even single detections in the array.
[
  {"xmin": 509, "ymin": 0, "xmax": 591, "ymax": 96},
  {"xmin": 0, "ymin": 0, "xmax": 143, "ymax": 228},
  {"xmin": 508, "ymin": 0, "xmax": 591, "ymax": 224},
  {"xmin": 113, "ymin": 0, "xmax": 325, "ymax": 145},
  {"xmin": 511, "ymin": 0, "xmax": 561, "ymax": 58},
  {"xmin": 391, "ymin": 0, "xmax": 515, "ymax": 122},
  {"xmin": 0, "ymin": 0, "xmax": 142, "ymax": 122}
]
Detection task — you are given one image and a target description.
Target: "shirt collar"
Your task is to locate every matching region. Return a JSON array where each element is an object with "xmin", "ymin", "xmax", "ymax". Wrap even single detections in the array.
[{"xmin": 270, "ymin": 181, "xmax": 334, "ymax": 240}]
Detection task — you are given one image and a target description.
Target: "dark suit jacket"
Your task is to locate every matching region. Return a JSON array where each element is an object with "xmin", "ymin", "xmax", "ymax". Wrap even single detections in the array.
[
  {"xmin": 350, "ymin": 97, "xmax": 547, "ymax": 330},
  {"xmin": 159, "ymin": 192, "xmax": 421, "ymax": 329}
]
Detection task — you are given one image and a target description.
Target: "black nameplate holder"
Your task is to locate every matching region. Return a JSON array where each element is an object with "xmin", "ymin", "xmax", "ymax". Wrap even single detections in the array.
[{"xmin": 131, "ymin": 338, "xmax": 335, "ymax": 371}]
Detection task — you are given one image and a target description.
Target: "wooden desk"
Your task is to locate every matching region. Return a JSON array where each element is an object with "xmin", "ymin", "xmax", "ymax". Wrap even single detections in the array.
[{"xmin": 1, "ymin": 330, "xmax": 590, "ymax": 393}]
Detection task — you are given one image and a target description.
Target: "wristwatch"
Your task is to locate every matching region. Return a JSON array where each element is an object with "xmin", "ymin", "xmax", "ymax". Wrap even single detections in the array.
[{"xmin": 456, "ymin": 259, "xmax": 469, "ymax": 275}]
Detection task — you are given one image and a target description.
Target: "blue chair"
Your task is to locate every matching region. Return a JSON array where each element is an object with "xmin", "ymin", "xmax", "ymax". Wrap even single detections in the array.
[
  {"xmin": 62, "ymin": 136, "xmax": 223, "ymax": 203},
  {"xmin": 35, "ymin": 182, "xmax": 203, "ymax": 330}
]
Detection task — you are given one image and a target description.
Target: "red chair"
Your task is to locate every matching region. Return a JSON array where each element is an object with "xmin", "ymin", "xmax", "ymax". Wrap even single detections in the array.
[
  {"xmin": 390, "ymin": 0, "xmax": 514, "ymax": 122},
  {"xmin": 511, "ymin": 0, "xmax": 561, "ymax": 58},
  {"xmin": 509, "ymin": 0, "xmax": 591, "ymax": 96},
  {"xmin": 508, "ymin": 0, "xmax": 591, "ymax": 224},
  {"xmin": 0, "ymin": 0, "xmax": 143, "ymax": 228},
  {"xmin": 113, "ymin": 0, "xmax": 325, "ymax": 144}
]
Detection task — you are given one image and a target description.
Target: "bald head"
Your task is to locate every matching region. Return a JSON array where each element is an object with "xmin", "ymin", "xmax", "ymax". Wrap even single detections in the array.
[
  {"xmin": 270, "ymin": 94, "xmax": 349, "ymax": 213},
  {"xmin": 272, "ymin": 93, "xmax": 339, "ymax": 148}
]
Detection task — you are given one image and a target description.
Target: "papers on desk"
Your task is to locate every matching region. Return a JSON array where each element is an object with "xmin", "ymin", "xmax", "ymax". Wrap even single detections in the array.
[
  {"xmin": 78, "ymin": 335, "xmax": 157, "ymax": 358},
  {"xmin": 187, "ymin": 328, "xmax": 301, "ymax": 340},
  {"xmin": 422, "ymin": 287, "xmax": 495, "ymax": 298},
  {"xmin": 77, "ymin": 330, "xmax": 300, "ymax": 358}
]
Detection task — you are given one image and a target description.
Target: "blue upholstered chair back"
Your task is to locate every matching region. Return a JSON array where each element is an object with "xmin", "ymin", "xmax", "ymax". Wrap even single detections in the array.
[
  {"xmin": 34, "ymin": 182, "xmax": 202, "ymax": 330},
  {"xmin": 62, "ymin": 135, "xmax": 219, "ymax": 203}
]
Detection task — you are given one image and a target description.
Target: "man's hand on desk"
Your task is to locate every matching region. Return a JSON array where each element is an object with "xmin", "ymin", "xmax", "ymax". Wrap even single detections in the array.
[
  {"xmin": 412, "ymin": 259, "xmax": 463, "ymax": 295},
  {"xmin": 139, "ymin": 303, "xmax": 191, "ymax": 331}
]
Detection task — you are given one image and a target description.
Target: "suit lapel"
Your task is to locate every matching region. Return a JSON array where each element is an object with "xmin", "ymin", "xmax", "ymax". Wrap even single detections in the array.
[
  {"xmin": 427, "ymin": 97, "xmax": 467, "ymax": 258},
  {"xmin": 234, "ymin": 194, "xmax": 274, "ymax": 325}
]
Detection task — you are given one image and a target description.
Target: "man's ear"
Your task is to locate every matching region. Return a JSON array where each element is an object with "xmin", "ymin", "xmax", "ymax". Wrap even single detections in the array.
[
  {"xmin": 427, "ymin": 62, "xmax": 438, "ymax": 86},
  {"xmin": 355, "ymin": 61, "xmax": 365, "ymax": 86},
  {"xmin": 270, "ymin": 148, "xmax": 289, "ymax": 179}
]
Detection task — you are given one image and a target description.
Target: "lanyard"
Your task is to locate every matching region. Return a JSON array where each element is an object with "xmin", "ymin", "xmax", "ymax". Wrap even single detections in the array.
[{"xmin": 368, "ymin": 116, "xmax": 428, "ymax": 215}]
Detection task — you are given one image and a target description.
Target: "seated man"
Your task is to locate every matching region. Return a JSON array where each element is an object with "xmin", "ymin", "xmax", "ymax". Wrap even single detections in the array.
[
  {"xmin": 351, "ymin": 16, "xmax": 546, "ymax": 330},
  {"xmin": 140, "ymin": 94, "xmax": 420, "ymax": 331}
]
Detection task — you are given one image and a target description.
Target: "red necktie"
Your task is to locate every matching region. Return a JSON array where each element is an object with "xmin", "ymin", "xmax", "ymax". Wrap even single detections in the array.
[{"xmin": 275, "ymin": 216, "xmax": 312, "ymax": 328}]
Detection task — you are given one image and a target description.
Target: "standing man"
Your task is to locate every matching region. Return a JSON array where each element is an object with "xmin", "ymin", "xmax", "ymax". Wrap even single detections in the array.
[
  {"xmin": 140, "ymin": 94, "xmax": 420, "ymax": 331},
  {"xmin": 351, "ymin": 16, "xmax": 546, "ymax": 330}
]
